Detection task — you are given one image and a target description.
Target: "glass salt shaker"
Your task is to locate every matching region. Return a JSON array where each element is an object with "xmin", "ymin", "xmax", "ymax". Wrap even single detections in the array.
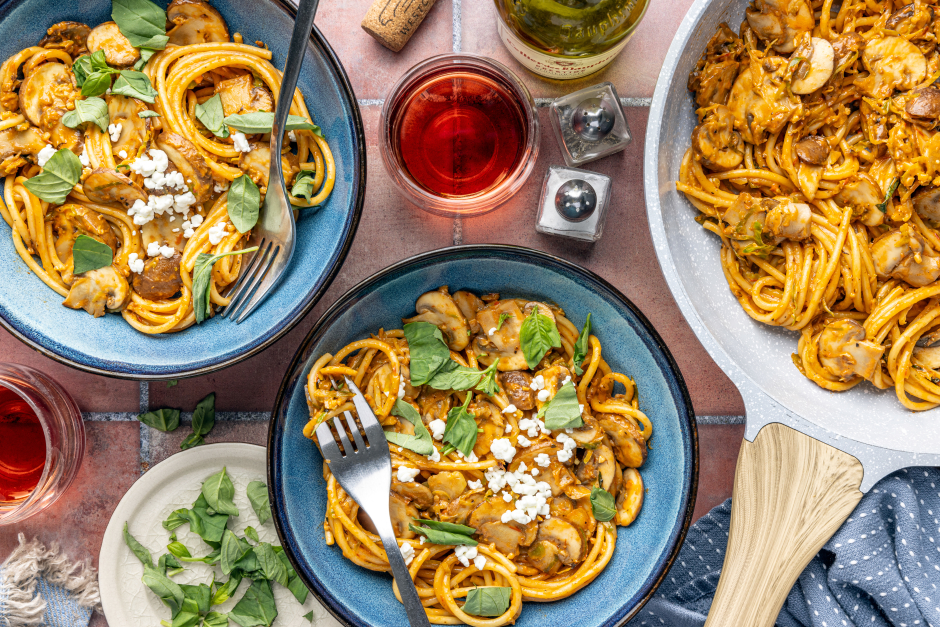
[
  {"xmin": 536, "ymin": 166, "xmax": 612, "ymax": 242},
  {"xmin": 548, "ymin": 82, "xmax": 631, "ymax": 167}
]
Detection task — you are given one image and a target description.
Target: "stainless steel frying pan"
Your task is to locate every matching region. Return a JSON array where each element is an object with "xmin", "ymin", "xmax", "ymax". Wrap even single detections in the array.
[{"xmin": 645, "ymin": 1, "xmax": 940, "ymax": 623}]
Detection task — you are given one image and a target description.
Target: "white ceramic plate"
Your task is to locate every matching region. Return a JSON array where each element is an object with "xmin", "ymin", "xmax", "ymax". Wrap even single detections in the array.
[{"xmin": 99, "ymin": 442, "xmax": 341, "ymax": 626}]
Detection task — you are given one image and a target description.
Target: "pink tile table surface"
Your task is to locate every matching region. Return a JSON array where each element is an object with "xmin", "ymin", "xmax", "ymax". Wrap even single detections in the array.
[{"xmin": 0, "ymin": 2, "xmax": 746, "ymax": 625}]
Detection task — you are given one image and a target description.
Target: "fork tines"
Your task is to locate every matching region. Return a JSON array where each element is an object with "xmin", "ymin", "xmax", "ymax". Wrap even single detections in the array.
[
  {"xmin": 315, "ymin": 411, "xmax": 370, "ymax": 462},
  {"xmin": 220, "ymin": 238, "xmax": 280, "ymax": 322}
]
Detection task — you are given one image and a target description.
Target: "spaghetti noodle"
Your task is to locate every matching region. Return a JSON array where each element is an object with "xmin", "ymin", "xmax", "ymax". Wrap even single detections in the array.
[
  {"xmin": 680, "ymin": 1, "xmax": 940, "ymax": 409},
  {"xmin": 303, "ymin": 286, "xmax": 650, "ymax": 626},
  {"xmin": 0, "ymin": 0, "xmax": 335, "ymax": 334}
]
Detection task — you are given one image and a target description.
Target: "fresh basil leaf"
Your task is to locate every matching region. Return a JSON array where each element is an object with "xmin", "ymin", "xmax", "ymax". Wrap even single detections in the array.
[
  {"xmin": 192, "ymin": 247, "xmax": 258, "ymax": 323},
  {"xmin": 188, "ymin": 494, "xmax": 229, "ymax": 547},
  {"xmin": 476, "ymin": 361, "xmax": 500, "ymax": 396},
  {"xmin": 244, "ymin": 526, "xmax": 260, "ymax": 543},
  {"xmin": 303, "ymin": 611, "xmax": 314, "ymax": 622},
  {"xmin": 403, "ymin": 321, "xmax": 452, "ymax": 386},
  {"xmin": 134, "ymin": 47, "xmax": 158, "ymax": 71},
  {"xmin": 442, "ymin": 392, "xmax": 477, "ymax": 457},
  {"xmin": 203, "ymin": 467, "xmax": 240, "ymax": 517},
  {"xmin": 204, "ymin": 612, "xmax": 229, "ymax": 627},
  {"xmin": 573, "ymin": 313, "xmax": 592, "ymax": 375},
  {"xmin": 112, "ymin": 70, "xmax": 158, "ymax": 103},
  {"xmin": 123, "ymin": 522, "xmax": 154, "ymax": 568},
  {"xmin": 211, "ymin": 571, "xmax": 242, "ymax": 606},
  {"xmin": 157, "ymin": 553, "xmax": 184, "ymax": 577},
  {"xmin": 408, "ymin": 523, "xmax": 478, "ymax": 546},
  {"xmin": 590, "ymin": 486, "xmax": 616, "ymax": 522},
  {"xmin": 81, "ymin": 71, "xmax": 113, "ymax": 97},
  {"xmin": 180, "ymin": 433, "xmax": 204, "ymax": 450},
  {"xmin": 73, "ymin": 50, "xmax": 116, "ymax": 88},
  {"xmin": 542, "ymin": 382, "xmax": 583, "ymax": 430},
  {"xmin": 428, "ymin": 361, "xmax": 484, "ymax": 391},
  {"xmin": 519, "ymin": 305, "xmax": 561, "ymax": 369},
  {"xmin": 112, "ymin": 0, "xmax": 168, "ymax": 49},
  {"xmin": 167, "ymin": 602, "xmax": 200, "ymax": 627},
  {"xmin": 223, "ymin": 112, "xmax": 317, "ymax": 134},
  {"xmin": 71, "ymin": 234, "xmax": 113, "ymax": 274},
  {"xmin": 142, "ymin": 566, "xmax": 185, "ymax": 618},
  {"xmin": 229, "ymin": 579, "xmax": 278, "ymax": 627},
  {"xmin": 877, "ymin": 177, "xmax": 900, "ymax": 213},
  {"xmin": 232, "ymin": 543, "xmax": 258, "ymax": 574},
  {"xmin": 23, "ymin": 148, "xmax": 81, "ymax": 204},
  {"xmin": 413, "ymin": 519, "xmax": 475, "ymax": 536},
  {"xmin": 138, "ymin": 408, "xmax": 180, "ymax": 432},
  {"xmin": 166, "ymin": 541, "xmax": 192, "ymax": 560},
  {"xmin": 463, "ymin": 587, "xmax": 511, "ymax": 617},
  {"xmin": 244, "ymin": 480, "xmax": 272, "ymax": 525},
  {"xmin": 62, "ymin": 97, "xmax": 109, "ymax": 132},
  {"xmin": 495, "ymin": 312, "xmax": 512, "ymax": 331},
  {"xmin": 290, "ymin": 169, "xmax": 316, "ymax": 203},
  {"xmin": 163, "ymin": 509, "xmax": 189, "ymax": 531},
  {"xmin": 177, "ymin": 547, "xmax": 219, "ymax": 565},
  {"xmin": 195, "ymin": 94, "xmax": 229, "ymax": 138},
  {"xmin": 221, "ymin": 530, "xmax": 248, "ymax": 575},
  {"xmin": 139, "ymin": 110, "xmax": 161, "ymax": 118},
  {"xmin": 180, "ymin": 583, "xmax": 211, "ymax": 615},
  {"xmin": 385, "ymin": 399, "xmax": 434, "ymax": 455},
  {"xmin": 287, "ymin": 574, "xmax": 309, "ymax": 604},
  {"xmin": 254, "ymin": 542, "xmax": 289, "ymax": 587},
  {"xmin": 192, "ymin": 392, "xmax": 216, "ymax": 436},
  {"xmin": 227, "ymin": 174, "xmax": 260, "ymax": 233}
]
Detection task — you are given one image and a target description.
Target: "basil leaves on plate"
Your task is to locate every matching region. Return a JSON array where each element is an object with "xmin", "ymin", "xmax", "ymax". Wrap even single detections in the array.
[
  {"xmin": 542, "ymin": 382, "xmax": 583, "ymax": 430},
  {"xmin": 195, "ymin": 94, "xmax": 229, "ymax": 138},
  {"xmin": 463, "ymin": 586, "xmax": 511, "ymax": 617},
  {"xmin": 192, "ymin": 247, "xmax": 258, "ymax": 323},
  {"xmin": 520, "ymin": 305, "xmax": 561, "ymax": 369},
  {"xmin": 202, "ymin": 467, "xmax": 240, "ymax": 517},
  {"xmin": 442, "ymin": 392, "xmax": 477, "ymax": 457},
  {"xmin": 124, "ymin": 522, "xmax": 154, "ymax": 568},
  {"xmin": 62, "ymin": 96, "xmax": 110, "ymax": 132},
  {"xmin": 227, "ymin": 174, "xmax": 261, "ymax": 233},
  {"xmin": 590, "ymin": 486, "xmax": 616, "ymax": 522},
  {"xmin": 71, "ymin": 234, "xmax": 113, "ymax": 275},
  {"xmin": 23, "ymin": 148, "xmax": 81, "ymax": 204},
  {"xmin": 247, "ymin": 480, "xmax": 272, "ymax": 525},
  {"xmin": 385, "ymin": 399, "xmax": 434, "ymax": 455},
  {"xmin": 229, "ymin": 579, "xmax": 278, "ymax": 627},
  {"xmin": 111, "ymin": 0, "xmax": 169, "ymax": 49},
  {"xmin": 572, "ymin": 313, "xmax": 592, "ymax": 375}
]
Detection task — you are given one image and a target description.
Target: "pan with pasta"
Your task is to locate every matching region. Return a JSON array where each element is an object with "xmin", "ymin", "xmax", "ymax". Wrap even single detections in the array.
[
  {"xmin": 302, "ymin": 286, "xmax": 651, "ymax": 626},
  {"xmin": 680, "ymin": 0, "xmax": 940, "ymax": 410}
]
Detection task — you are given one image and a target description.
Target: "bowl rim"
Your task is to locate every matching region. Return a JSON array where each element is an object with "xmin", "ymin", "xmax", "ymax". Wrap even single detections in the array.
[
  {"xmin": 0, "ymin": 0, "xmax": 366, "ymax": 381},
  {"xmin": 267, "ymin": 244, "xmax": 700, "ymax": 627}
]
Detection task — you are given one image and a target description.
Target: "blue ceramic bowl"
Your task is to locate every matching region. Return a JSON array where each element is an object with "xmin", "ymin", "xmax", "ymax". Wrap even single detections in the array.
[
  {"xmin": 0, "ymin": 0, "xmax": 364, "ymax": 378},
  {"xmin": 269, "ymin": 245, "xmax": 698, "ymax": 627}
]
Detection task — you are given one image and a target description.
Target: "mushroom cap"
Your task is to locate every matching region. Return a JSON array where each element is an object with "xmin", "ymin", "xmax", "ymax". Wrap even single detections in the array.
[
  {"xmin": 905, "ymin": 87, "xmax": 940, "ymax": 119},
  {"xmin": 87, "ymin": 22, "xmax": 139, "ymax": 67},
  {"xmin": 794, "ymin": 136, "xmax": 829, "ymax": 165}
]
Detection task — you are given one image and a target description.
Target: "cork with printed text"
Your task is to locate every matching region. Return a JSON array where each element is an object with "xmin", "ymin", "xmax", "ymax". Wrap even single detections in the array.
[{"xmin": 361, "ymin": 0, "xmax": 438, "ymax": 52}]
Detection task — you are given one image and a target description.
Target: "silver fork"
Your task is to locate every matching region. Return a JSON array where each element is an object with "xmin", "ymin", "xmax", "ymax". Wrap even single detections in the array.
[
  {"xmin": 221, "ymin": 0, "xmax": 320, "ymax": 323},
  {"xmin": 314, "ymin": 377, "xmax": 432, "ymax": 627}
]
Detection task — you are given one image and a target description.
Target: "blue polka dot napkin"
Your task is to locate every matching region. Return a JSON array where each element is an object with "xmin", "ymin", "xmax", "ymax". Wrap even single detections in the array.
[{"xmin": 628, "ymin": 468, "xmax": 940, "ymax": 627}]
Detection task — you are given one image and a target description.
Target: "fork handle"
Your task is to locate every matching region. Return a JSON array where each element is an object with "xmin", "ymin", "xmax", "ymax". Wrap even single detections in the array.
[{"xmin": 374, "ymin": 520, "xmax": 432, "ymax": 627}]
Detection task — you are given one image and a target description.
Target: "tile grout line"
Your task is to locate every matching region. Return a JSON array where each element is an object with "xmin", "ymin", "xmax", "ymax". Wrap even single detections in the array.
[
  {"xmin": 139, "ymin": 382, "xmax": 151, "ymax": 474},
  {"xmin": 452, "ymin": 0, "xmax": 462, "ymax": 53}
]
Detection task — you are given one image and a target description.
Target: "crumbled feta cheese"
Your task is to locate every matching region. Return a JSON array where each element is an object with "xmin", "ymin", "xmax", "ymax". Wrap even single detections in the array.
[
  {"xmin": 467, "ymin": 479, "xmax": 482, "ymax": 490},
  {"xmin": 159, "ymin": 245, "xmax": 175, "ymax": 258},
  {"xmin": 232, "ymin": 132, "xmax": 251, "ymax": 153},
  {"xmin": 127, "ymin": 253, "xmax": 144, "ymax": 274},
  {"xmin": 396, "ymin": 466, "xmax": 420, "ymax": 483},
  {"xmin": 183, "ymin": 228, "xmax": 195, "ymax": 239},
  {"xmin": 399, "ymin": 543, "xmax": 414, "ymax": 566},
  {"xmin": 428, "ymin": 419, "xmax": 446, "ymax": 441},
  {"xmin": 529, "ymin": 375, "xmax": 545, "ymax": 391},
  {"xmin": 190, "ymin": 214, "xmax": 204, "ymax": 227},
  {"xmin": 454, "ymin": 545, "xmax": 478, "ymax": 568},
  {"xmin": 504, "ymin": 423, "xmax": 512, "ymax": 434},
  {"xmin": 79, "ymin": 148, "xmax": 89, "ymax": 167},
  {"xmin": 37, "ymin": 144, "xmax": 56, "ymax": 167},
  {"xmin": 468, "ymin": 451, "xmax": 478, "ymax": 462},
  {"xmin": 516, "ymin": 435, "xmax": 531, "ymax": 448},
  {"xmin": 172, "ymin": 227, "xmax": 180, "ymax": 233},
  {"xmin": 207, "ymin": 222, "xmax": 228, "ymax": 245},
  {"xmin": 518, "ymin": 417, "xmax": 549, "ymax": 438},
  {"xmin": 118, "ymin": 150, "xmax": 128, "ymax": 159},
  {"xmin": 288, "ymin": 130, "xmax": 297, "ymax": 142},
  {"xmin": 146, "ymin": 241, "xmax": 161, "ymax": 257},
  {"xmin": 130, "ymin": 149, "xmax": 169, "ymax": 178},
  {"xmin": 557, "ymin": 449, "xmax": 573, "ymax": 462},
  {"xmin": 490, "ymin": 438, "xmax": 516, "ymax": 463},
  {"xmin": 108, "ymin": 122, "xmax": 122, "ymax": 142},
  {"xmin": 214, "ymin": 181, "xmax": 228, "ymax": 193},
  {"xmin": 502, "ymin": 404, "xmax": 517, "ymax": 414},
  {"xmin": 534, "ymin": 453, "xmax": 551, "ymax": 468},
  {"xmin": 488, "ymin": 327, "xmax": 496, "ymax": 335},
  {"xmin": 473, "ymin": 555, "xmax": 487, "ymax": 570},
  {"xmin": 397, "ymin": 377, "xmax": 406, "ymax": 399},
  {"xmin": 531, "ymin": 469, "xmax": 539, "ymax": 476},
  {"xmin": 537, "ymin": 389, "xmax": 551, "ymax": 402},
  {"xmin": 419, "ymin": 536, "xmax": 426, "ymax": 545},
  {"xmin": 427, "ymin": 448, "xmax": 441, "ymax": 463},
  {"xmin": 502, "ymin": 491, "xmax": 512, "ymax": 502}
]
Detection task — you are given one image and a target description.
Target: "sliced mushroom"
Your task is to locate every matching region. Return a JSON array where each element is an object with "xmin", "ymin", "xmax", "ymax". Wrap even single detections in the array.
[
  {"xmin": 597, "ymin": 413, "xmax": 647, "ymax": 468},
  {"xmin": 497, "ymin": 371, "xmax": 536, "ymax": 410},
  {"xmin": 523, "ymin": 301, "xmax": 556, "ymax": 323},
  {"xmin": 574, "ymin": 444, "xmax": 617, "ymax": 492},
  {"xmin": 564, "ymin": 506, "xmax": 597, "ymax": 542},
  {"xmin": 0, "ymin": 127, "xmax": 47, "ymax": 174},
  {"xmin": 871, "ymin": 225, "xmax": 940, "ymax": 287},
  {"xmin": 831, "ymin": 32, "xmax": 863, "ymax": 71},
  {"xmin": 403, "ymin": 287, "xmax": 470, "ymax": 351},
  {"xmin": 790, "ymin": 37, "xmax": 834, "ymax": 95},
  {"xmin": 691, "ymin": 104, "xmax": 744, "ymax": 171},
  {"xmin": 469, "ymin": 498, "xmax": 537, "ymax": 547},
  {"xmin": 721, "ymin": 192, "xmax": 768, "ymax": 242},
  {"xmin": 389, "ymin": 492, "xmax": 419, "ymax": 539},
  {"xmin": 568, "ymin": 413, "xmax": 604, "ymax": 447},
  {"xmin": 237, "ymin": 142, "xmax": 300, "ymax": 191},
  {"xmin": 40, "ymin": 21, "xmax": 91, "ymax": 57},
  {"xmin": 472, "ymin": 300, "xmax": 528, "ymax": 371},
  {"xmin": 426, "ymin": 471, "xmax": 467, "ymax": 502},
  {"xmin": 19, "ymin": 62, "xmax": 77, "ymax": 127},
  {"xmin": 745, "ymin": 0, "xmax": 814, "ymax": 53},
  {"xmin": 817, "ymin": 319, "xmax": 885, "ymax": 381},
  {"xmin": 526, "ymin": 540, "xmax": 563, "ymax": 574},
  {"xmin": 439, "ymin": 489, "xmax": 485, "ymax": 526},
  {"xmin": 141, "ymin": 213, "xmax": 188, "ymax": 255},
  {"xmin": 688, "ymin": 23, "xmax": 745, "ymax": 107},
  {"xmin": 912, "ymin": 345, "xmax": 940, "ymax": 370},
  {"xmin": 726, "ymin": 62, "xmax": 789, "ymax": 145},
  {"xmin": 765, "ymin": 198, "xmax": 812, "ymax": 241},
  {"xmin": 833, "ymin": 175, "xmax": 882, "ymax": 211},
  {"xmin": 132, "ymin": 253, "xmax": 183, "ymax": 301},
  {"xmin": 391, "ymin": 479, "xmax": 433, "ymax": 510},
  {"xmin": 62, "ymin": 265, "xmax": 129, "ymax": 317},
  {"xmin": 615, "ymin": 468, "xmax": 644, "ymax": 526},
  {"xmin": 886, "ymin": 3, "xmax": 934, "ymax": 35},
  {"xmin": 52, "ymin": 204, "xmax": 117, "ymax": 271},
  {"xmin": 83, "ymin": 168, "xmax": 147, "ymax": 209},
  {"xmin": 155, "ymin": 133, "xmax": 215, "ymax": 203},
  {"xmin": 87, "ymin": 22, "xmax": 139, "ymax": 67},
  {"xmin": 905, "ymin": 87, "xmax": 940, "ymax": 119},
  {"xmin": 214, "ymin": 74, "xmax": 273, "ymax": 117},
  {"xmin": 452, "ymin": 290, "xmax": 484, "ymax": 322},
  {"xmin": 913, "ymin": 186, "xmax": 940, "ymax": 222},
  {"xmin": 108, "ymin": 95, "xmax": 153, "ymax": 161},
  {"xmin": 167, "ymin": 0, "xmax": 231, "ymax": 45},
  {"xmin": 794, "ymin": 136, "xmax": 829, "ymax": 166},
  {"xmin": 857, "ymin": 37, "xmax": 927, "ymax": 98},
  {"xmin": 478, "ymin": 521, "xmax": 526, "ymax": 558},
  {"xmin": 534, "ymin": 518, "xmax": 582, "ymax": 565}
]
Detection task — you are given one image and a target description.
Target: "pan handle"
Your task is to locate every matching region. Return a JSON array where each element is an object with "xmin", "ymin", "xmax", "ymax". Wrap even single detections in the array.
[{"xmin": 703, "ymin": 423, "xmax": 864, "ymax": 627}]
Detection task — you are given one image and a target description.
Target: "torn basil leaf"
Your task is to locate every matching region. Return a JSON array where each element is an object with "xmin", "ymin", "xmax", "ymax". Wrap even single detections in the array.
[
  {"xmin": 71, "ymin": 234, "xmax": 114, "ymax": 275},
  {"xmin": 408, "ymin": 523, "xmax": 478, "ymax": 546},
  {"xmin": 202, "ymin": 467, "xmax": 240, "ymax": 517},
  {"xmin": 442, "ymin": 392, "xmax": 477, "ymax": 457},
  {"xmin": 23, "ymin": 148, "xmax": 81, "ymax": 204},
  {"xmin": 123, "ymin": 522, "xmax": 154, "ymax": 568},
  {"xmin": 589, "ymin": 486, "xmax": 616, "ymax": 522},
  {"xmin": 413, "ymin": 519, "xmax": 475, "ymax": 536},
  {"xmin": 62, "ymin": 96, "xmax": 109, "ymax": 132},
  {"xmin": 223, "ymin": 111, "xmax": 317, "ymax": 134},
  {"xmin": 385, "ymin": 399, "xmax": 434, "ymax": 455},
  {"xmin": 404, "ymin": 321, "xmax": 452, "ymax": 386},
  {"xmin": 463, "ymin": 586, "xmax": 511, "ymax": 617},
  {"xmin": 192, "ymin": 247, "xmax": 257, "ymax": 323},
  {"xmin": 111, "ymin": 0, "xmax": 168, "ymax": 49},
  {"xmin": 572, "ymin": 313, "xmax": 592, "ymax": 375},
  {"xmin": 247, "ymin": 480, "xmax": 272, "ymax": 525},
  {"xmin": 227, "ymin": 174, "xmax": 260, "ymax": 233},
  {"xmin": 111, "ymin": 70, "xmax": 158, "ymax": 103},
  {"xmin": 138, "ymin": 408, "xmax": 180, "ymax": 432},
  {"xmin": 542, "ymin": 382, "xmax": 583, "ymax": 430},
  {"xmin": 228, "ymin": 579, "xmax": 278, "ymax": 627},
  {"xmin": 519, "ymin": 305, "xmax": 561, "ymax": 369},
  {"xmin": 195, "ymin": 93, "xmax": 229, "ymax": 138}
]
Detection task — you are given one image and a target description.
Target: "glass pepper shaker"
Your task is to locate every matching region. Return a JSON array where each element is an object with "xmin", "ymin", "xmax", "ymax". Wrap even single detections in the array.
[
  {"xmin": 535, "ymin": 166, "xmax": 612, "ymax": 242},
  {"xmin": 548, "ymin": 81, "xmax": 632, "ymax": 167}
]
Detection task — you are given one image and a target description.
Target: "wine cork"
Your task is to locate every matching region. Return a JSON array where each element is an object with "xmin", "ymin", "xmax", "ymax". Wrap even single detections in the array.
[{"xmin": 361, "ymin": 0, "xmax": 438, "ymax": 52}]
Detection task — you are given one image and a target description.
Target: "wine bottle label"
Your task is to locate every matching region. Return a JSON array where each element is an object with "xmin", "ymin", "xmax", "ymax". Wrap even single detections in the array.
[{"xmin": 496, "ymin": 20, "xmax": 634, "ymax": 80}]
